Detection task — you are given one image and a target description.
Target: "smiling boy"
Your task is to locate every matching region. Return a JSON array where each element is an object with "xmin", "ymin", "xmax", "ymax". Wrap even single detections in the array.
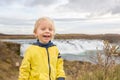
[{"xmin": 18, "ymin": 17, "xmax": 66, "ymax": 80}]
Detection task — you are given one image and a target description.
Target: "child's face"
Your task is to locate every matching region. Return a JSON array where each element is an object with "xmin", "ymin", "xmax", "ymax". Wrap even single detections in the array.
[{"xmin": 34, "ymin": 20, "xmax": 55, "ymax": 44}]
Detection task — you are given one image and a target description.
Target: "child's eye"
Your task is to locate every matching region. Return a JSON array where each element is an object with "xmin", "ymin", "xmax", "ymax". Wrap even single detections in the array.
[
  {"xmin": 49, "ymin": 28, "xmax": 53, "ymax": 31},
  {"xmin": 41, "ymin": 27, "xmax": 45, "ymax": 30}
]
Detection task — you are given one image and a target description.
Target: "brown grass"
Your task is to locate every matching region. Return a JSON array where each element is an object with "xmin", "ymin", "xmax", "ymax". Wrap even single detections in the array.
[{"xmin": 0, "ymin": 41, "xmax": 22, "ymax": 80}]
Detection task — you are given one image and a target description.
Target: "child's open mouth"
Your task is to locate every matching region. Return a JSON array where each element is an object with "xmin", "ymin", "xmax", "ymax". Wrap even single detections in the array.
[{"xmin": 43, "ymin": 35, "xmax": 50, "ymax": 38}]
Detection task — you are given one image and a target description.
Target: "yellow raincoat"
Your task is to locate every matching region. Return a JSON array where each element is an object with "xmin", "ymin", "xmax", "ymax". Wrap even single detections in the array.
[{"xmin": 18, "ymin": 41, "xmax": 65, "ymax": 80}]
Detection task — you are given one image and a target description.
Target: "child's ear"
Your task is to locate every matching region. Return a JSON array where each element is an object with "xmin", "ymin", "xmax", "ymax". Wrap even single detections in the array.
[{"xmin": 34, "ymin": 33, "xmax": 38, "ymax": 38}]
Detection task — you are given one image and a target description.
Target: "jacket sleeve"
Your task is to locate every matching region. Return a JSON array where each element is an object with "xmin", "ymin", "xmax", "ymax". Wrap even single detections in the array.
[
  {"xmin": 18, "ymin": 49, "xmax": 31, "ymax": 80},
  {"xmin": 56, "ymin": 53, "xmax": 66, "ymax": 80}
]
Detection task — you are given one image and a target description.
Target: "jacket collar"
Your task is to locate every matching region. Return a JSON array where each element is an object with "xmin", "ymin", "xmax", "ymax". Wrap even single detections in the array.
[{"xmin": 33, "ymin": 39, "xmax": 55, "ymax": 48}]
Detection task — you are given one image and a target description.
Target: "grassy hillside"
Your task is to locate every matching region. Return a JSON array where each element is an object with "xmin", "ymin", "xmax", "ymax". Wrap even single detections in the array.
[{"xmin": 0, "ymin": 41, "xmax": 21, "ymax": 80}]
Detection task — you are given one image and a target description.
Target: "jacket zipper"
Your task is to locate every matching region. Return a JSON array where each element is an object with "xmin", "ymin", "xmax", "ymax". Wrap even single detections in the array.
[{"xmin": 46, "ymin": 48, "xmax": 51, "ymax": 80}]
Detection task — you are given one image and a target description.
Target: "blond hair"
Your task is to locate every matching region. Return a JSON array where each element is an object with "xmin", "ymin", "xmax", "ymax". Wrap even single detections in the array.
[{"xmin": 33, "ymin": 17, "xmax": 55, "ymax": 33}]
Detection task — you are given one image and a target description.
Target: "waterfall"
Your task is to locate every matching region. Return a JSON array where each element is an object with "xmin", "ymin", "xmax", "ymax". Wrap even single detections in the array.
[
  {"xmin": 20, "ymin": 39, "xmax": 104, "ymax": 56},
  {"xmin": 54, "ymin": 39, "xmax": 103, "ymax": 54}
]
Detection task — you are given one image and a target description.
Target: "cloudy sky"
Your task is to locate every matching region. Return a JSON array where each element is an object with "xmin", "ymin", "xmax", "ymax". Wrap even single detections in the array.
[{"xmin": 0, "ymin": 0, "xmax": 120, "ymax": 34}]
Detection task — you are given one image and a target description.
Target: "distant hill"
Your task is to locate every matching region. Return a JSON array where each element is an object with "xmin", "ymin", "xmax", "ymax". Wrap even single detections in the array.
[
  {"xmin": 0, "ymin": 33, "xmax": 6, "ymax": 35},
  {"xmin": 55, "ymin": 34, "xmax": 120, "ymax": 43},
  {"xmin": 0, "ymin": 33, "xmax": 120, "ymax": 43}
]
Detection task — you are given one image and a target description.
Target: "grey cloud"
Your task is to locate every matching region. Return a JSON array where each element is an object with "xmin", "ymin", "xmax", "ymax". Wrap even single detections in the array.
[
  {"xmin": 0, "ymin": 0, "xmax": 58, "ymax": 7},
  {"xmin": 111, "ymin": 5, "xmax": 120, "ymax": 14},
  {"xmin": 25, "ymin": 0, "xmax": 57, "ymax": 6},
  {"xmin": 0, "ymin": 17, "xmax": 33, "ymax": 26},
  {"xmin": 57, "ymin": 0, "xmax": 120, "ymax": 16},
  {"xmin": 0, "ymin": 0, "xmax": 18, "ymax": 5},
  {"xmin": 54, "ymin": 18, "xmax": 87, "ymax": 22}
]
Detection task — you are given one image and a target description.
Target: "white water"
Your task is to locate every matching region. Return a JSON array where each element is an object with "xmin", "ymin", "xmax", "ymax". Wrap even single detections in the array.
[
  {"xmin": 17, "ymin": 39, "xmax": 104, "ymax": 57},
  {"xmin": 53, "ymin": 39, "xmax": 103, "ymax": 54}
]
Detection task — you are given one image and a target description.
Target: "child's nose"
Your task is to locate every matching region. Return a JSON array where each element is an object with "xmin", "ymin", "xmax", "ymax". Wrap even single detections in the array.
[{"xmin": 45, "ymin": 29, "xmax": 50, "ymax": 32}]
